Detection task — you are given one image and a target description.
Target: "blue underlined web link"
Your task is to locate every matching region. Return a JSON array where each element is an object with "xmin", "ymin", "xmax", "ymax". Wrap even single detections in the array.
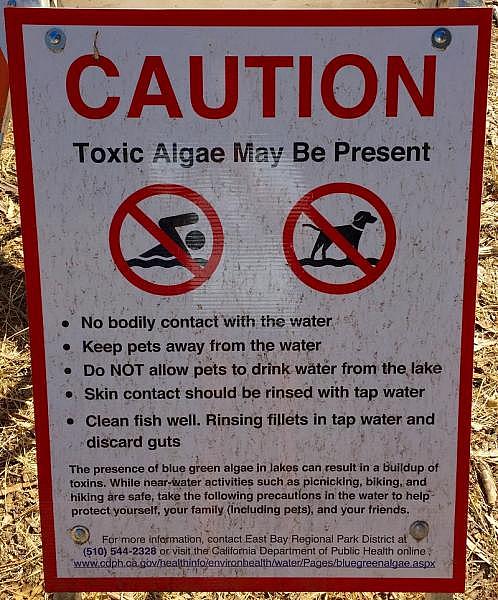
[{"xmin": 72, "ymin": 558, "xmax": 437, "ymax": 570}]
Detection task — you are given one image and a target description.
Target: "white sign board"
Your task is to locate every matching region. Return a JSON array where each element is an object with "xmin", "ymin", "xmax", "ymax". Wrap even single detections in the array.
[{"xmin": 7, "ymin": 7, "xmax": 490, "ymax": 593}]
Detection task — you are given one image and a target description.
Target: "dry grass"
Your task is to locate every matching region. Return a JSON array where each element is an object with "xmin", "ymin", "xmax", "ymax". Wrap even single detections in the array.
[{"xmin": 1, "ymin": 16, "xmax": 498, "ymax": 600}]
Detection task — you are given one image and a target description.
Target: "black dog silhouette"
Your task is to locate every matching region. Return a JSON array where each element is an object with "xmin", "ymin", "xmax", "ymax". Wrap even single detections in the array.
[{"xmin": 304, "ymin": 211, "xmax": 377, "ymax": 261}]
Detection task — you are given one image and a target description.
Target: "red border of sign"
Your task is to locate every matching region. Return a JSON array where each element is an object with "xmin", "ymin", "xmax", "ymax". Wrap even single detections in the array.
[
  {"xmin": 283, "ymin": 182, "xmax": 396, "ymax": 294},
  {"xmin": 109, "ymin": 184, "xmax": 224, "ymax": 296},
  {"xmin": 6, "ymin": 7, "xmax": 491, "ymax": 593}
]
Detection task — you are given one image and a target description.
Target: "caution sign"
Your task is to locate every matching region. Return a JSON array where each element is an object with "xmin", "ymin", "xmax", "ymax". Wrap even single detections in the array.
[
  {"xmin": 283, "ymin": 182, "xmax": 396, "ymax": 294},
  {"xmin": 7, "ymin": 7, "xmax": 491, "ymax": 595},
  {"xmin": 109, "ymin": 184, "xmax": 224, "ymax": 296}
]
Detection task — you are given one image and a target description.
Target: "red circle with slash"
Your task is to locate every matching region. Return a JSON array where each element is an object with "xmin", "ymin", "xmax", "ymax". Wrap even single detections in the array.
[
  {"xmin": 283, "ymin": 182, "xmax": 396, "ymax": 294},
  {"xmin": 109, "ymin": 184, "xmax": 223, "ymax": 296}
]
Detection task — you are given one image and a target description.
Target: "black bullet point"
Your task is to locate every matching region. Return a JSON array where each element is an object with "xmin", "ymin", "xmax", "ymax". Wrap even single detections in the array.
[
  {"xmin": 64, "ymin": 367, "xmax": 71, "ymax": 374},
  {"xmin": 62, "ymin": 320, "xmax": 69, "ymax": 327},
  {"xmin": 67, "ymin": 418, "xmax": 74, "ymax": 425},
  {"xmin": 65, "ymin": 391, "xmax": 73, "ymax": 398},
  {"xmin": 63, "ymin": 344, "xmax": 70, "ymax": 351}
]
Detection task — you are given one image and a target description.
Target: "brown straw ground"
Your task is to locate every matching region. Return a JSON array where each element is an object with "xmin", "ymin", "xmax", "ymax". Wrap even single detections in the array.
[{"xmin": 2, "ymin": 13, "xmax": 498, "ymax": 600}]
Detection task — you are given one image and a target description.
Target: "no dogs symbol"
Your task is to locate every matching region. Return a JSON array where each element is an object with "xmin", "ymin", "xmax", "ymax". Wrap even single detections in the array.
[
  {"xmin": 283, "ymin": 183, "xmax": 396, "ymax": 294},
  {"xmin": 109, "ymin": 184, "xmax": 223, "ymax": 296}
]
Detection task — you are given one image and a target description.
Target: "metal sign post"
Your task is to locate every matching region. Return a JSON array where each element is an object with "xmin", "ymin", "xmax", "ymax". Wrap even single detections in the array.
[{"xmin": 7, "ymin": 6, "xmax": 490, "ymax": 595}]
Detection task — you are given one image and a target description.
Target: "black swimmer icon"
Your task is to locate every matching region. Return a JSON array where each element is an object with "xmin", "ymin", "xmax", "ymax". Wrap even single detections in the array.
[
  {"xmin": 110, "ymin": 184, "xmax": 223, "ymax": 296},
  {"xmin": 127, "ymin": 212, "xmax": 208, "ymax": 270}
]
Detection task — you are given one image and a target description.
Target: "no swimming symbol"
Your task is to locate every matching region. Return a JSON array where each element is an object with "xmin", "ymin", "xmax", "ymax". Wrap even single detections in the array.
[
  {"xmin": 109, "ymin": 184, "xmax": 224, "ymax": 296},
  {"xmin": 283, "ymin": 183, "xmax": 396, "ymax": 294}
]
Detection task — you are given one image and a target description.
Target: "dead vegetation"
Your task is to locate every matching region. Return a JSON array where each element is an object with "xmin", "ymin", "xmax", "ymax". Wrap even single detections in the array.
[{"xmin": 1, "ymin": 14, "xmax": 498, "ymax": 600}]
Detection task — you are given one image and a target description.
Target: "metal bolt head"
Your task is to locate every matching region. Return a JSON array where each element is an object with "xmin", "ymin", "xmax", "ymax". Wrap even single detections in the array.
[
  {"xmin": 432, "ymin": 28, "xmax": 452, "ymax": 50},
  {"xmin": 409, "ymin": 520, "xmax": 429, "ymax": 541},
  {"xmin": 69, "ymin": 525, "xmax": 90, "ymax": 544},
  {"xmin": 45, "ymin": 28, "xmax": 66, "ymax": 53}
]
